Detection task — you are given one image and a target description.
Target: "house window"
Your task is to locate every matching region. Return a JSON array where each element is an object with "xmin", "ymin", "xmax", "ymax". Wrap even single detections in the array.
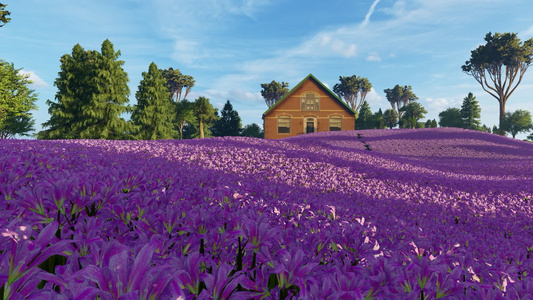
[
  {"xmin": 278, "ymin": 116, "xmax": 291, "ymax": 134},
  {"xmin": 329, "ymin": 117, "xmax": 342, "ymax": 131},
  {"xmin": 301, "ymin": 93, "xmax": 320, "ymax": 111}
]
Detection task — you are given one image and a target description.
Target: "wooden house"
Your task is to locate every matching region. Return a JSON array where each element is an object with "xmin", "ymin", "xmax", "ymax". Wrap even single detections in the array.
[{"xmin": 262, "ymin": 74, "xmax": 355, "ymax": 139}]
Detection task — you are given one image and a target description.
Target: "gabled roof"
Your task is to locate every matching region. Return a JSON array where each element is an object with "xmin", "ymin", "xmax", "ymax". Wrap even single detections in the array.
[{"xmin": 262, "ymin": 74, "xmax": 356, "ymax": 117}]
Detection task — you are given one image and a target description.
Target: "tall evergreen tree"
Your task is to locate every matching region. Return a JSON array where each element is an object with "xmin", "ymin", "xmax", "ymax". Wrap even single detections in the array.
[
  {"xmin": 211, "ymin": 100, "xmax": 242, "ymax": 136},
  {"xmin": 193, "ymin": 96, "xmax": 217, "ymax": 138},
  {"xmin": 0, "ymin": 3, "xmax": 10, "ymax": 27},
  {"xmin": 355, "ymin": 100, "xmax": 372, "ymax": 129},
  {"xmin": 383, "ymin": 109, "xmax": 398, "ymax": 129},
  {"xmin": 39, "ymin": 40, "xmax": 131, "ymax": 139},
  {"xmin": 0, "ymin": 60, "xmax": 38, "ymax": 138},
  {"xmin": 460, "ymin": 92, "xmax": 481, "ymax": 130},
  {"xmin": 370, "ymin": 108, "xmax": 386, "ymax": 129},
  {"xmin": 131, "ymin": 62, "xmax": 176, "ymax": 140}
]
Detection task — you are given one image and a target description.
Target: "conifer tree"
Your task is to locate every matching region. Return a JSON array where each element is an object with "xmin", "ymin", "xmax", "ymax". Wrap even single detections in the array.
[
  {"xmin": 355, "ymin": 100, "xmax": 372, "ymax": 129},
  {"xmin": 39, "ymin": 40, "xmax": 131, "ymax": 139},
  {"xmin": 131, "ymin": 62, "xmax": 176, "ymax": 140},
  {"xmin": 211, "ymin": 100, "xmax": 242, "ymax": 136},
  {"xmin": 460, "ymin": 92, "xmax": 481, "ymax": 130}
]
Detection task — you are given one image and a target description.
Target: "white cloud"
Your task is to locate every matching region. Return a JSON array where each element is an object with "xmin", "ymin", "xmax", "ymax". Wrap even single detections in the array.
[
  {"xmin": 520, "ymin": 25, "xmax": 533, "ymax": 38},
  {"xmin": 366, "ymin": 88, "xmax": 385, "ymax": 106},
  {"xmin": 425, "ymin": 97, "xmax": 461, "ymax": 113},
  {"xmin": 19, "ymin": 70, "xmax": 48, "ymax": 88},
  {"xmin": 366, "ymin": 52, "xmax": 381, "ymax": 62}
]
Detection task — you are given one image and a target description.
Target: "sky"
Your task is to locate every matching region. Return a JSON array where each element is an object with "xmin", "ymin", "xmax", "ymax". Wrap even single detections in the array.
[{"xmin": 2, "ymin": 0, "xmax": 533, "ymax": 139}]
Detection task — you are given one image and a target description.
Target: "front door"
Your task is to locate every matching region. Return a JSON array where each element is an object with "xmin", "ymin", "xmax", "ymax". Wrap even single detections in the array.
[{"xmin": 306, "ymin": 120, "xmax": 314, "ymax": 133}]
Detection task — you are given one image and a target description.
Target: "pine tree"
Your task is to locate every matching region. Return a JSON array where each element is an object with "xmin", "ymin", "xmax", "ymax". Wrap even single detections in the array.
[
  {"xmin": 131, "ymin": 62, "xmax": 176, "ymax": 140},
  {"xmin": 460, "ymin": 92, "xmax": 481, "ymax": 130},
  {"xmin": 355, "ymin": 100, "xmax": 372, "ymax": 129},
  {"xmin": 211, "ymin": 100, "xmax": 242, "ymax": 136},
  {"xmin": 39, "ymin": 40, "xmax": 131, "ymax": 139}
]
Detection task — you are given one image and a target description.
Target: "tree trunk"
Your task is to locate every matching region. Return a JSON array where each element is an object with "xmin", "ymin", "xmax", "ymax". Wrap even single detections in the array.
[
  {"xmin": 499, "ymin": 98, "xmax": 506, "ymax": 134},
  {"xmin": 199, "ymin": 118, "xmax": 204, "ymax": 138}
]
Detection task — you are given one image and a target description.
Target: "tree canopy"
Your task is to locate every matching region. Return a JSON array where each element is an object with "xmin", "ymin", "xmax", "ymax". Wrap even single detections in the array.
[
  {"xmin": 0, "ymin": 60, "xmax": 38, "ymax": 138},
  {"xmin": 383, "ymin": 109, "xmax": 398, "ymax": 129},
  {"xmin": 384, "ymin": 85, "xmax": 418, "ymax": 119},
  {"xmin": 161, "ymin": 67, "xmax": 195, "ymax": 102},
  {"xmin": 261, "ymin": 80, "xmax": 289, "ymax": 107},
  {"xmin": 193, "ymin": 96, "xmax": 218, "ymax": 138},
  {"xmin": 438, "ymin": 108, "xmax": 463, "ymax": 128},
  {"xmin": 400, "ymin": 102, "xmax": 427, "ymax": 129},
  {"xmin": 39, "ymin": 40, "xmax": 131, "ymax": 139},
  {"xmin": 0, "ymin": 3, "xmax": 10, "ymax": 27},
  {"xmin": 501, "ymin": 110, "xmax": 533, "ymax": 139},
  {"xmin": 211, "ymin": 100, "xmax": 242, "ymax": 137},
  {"xmin": 355, "ymin": 100, "xmax": 372, "ymax": 129},
  {"xmin": 241, "ymin": 123, "xmax": 264, "ymax": 138},
  {"xmin": 174, "ymin": 99, "xmax": 195, "ymax": 139},
  {"xmin": 462, "ymin": 32, "xmax": 533, "ymax": 129},
  {"xmin": 333, "ymin": 75, "xmax": 372, "ymax": 114},
  {"xmin": 131, "ymin": 62, "xmax": 176, "ymax": 140}
]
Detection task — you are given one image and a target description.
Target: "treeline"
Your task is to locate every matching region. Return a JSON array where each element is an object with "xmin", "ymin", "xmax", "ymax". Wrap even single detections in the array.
[{"xmin": 34, "ymin": 40, "xmax": 262, "ymax": 140}]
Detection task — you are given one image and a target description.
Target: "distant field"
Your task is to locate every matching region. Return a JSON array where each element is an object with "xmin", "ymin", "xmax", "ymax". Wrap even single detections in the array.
[{"xmin": 1, "ymin": 128, "xmax": 533, "ymax": 299}]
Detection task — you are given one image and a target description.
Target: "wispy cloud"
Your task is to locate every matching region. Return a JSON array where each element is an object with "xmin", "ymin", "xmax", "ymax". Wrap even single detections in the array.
[
  {"xmin": 366, "ymin": 52, "xmax": 381, "ymax": 62},
  {"xmin": 361, "ymin": 0, "xmax": 381, "ymax": 27},
  {"xmin": 19, "ymin": 70, "xmax": 48, "ymax": 88}
]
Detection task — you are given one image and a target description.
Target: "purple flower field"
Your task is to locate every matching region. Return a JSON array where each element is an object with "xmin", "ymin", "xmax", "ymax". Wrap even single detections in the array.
[{"xmin": 1, "ymin": 128, "xmax": 533, "ymax": 299}]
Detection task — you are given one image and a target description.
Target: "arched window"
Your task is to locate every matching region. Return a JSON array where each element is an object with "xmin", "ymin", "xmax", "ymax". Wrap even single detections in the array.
[
  {"xmin": 329, "ymin": 116, "xmax": 342, "ymax": 131},
  {"xmin": 278, "ymin": 116, "xmax": 291, "ymax": 134}
]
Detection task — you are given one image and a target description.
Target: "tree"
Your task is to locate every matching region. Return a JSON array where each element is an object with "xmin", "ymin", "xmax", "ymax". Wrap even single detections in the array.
[
  {"xmin": 0, "ymin": 60, "xmax": 38, "ymax": 138},
  {"xmin": 174, "ymin": 99, "xmax": 195, "ymax": 139},
  {"xmin": 0, "ymin": 3, "xmax": 10, "ymax": 27},
  {"xmin": 131, "ymin": 62, "xmax": 176, "ymax": 140},
  {"xmin": 431, "ymin": 119, "xmax": 438, "ymax": 128},
  {"xmin": 384, "ymin": 85, "xmax": 418, "ymax": 119},
  {"xmin": 370, "ymin": 108, "xmax": 386, "ymax": 129},
  {"xmin": 193, "ymin": 96, "xmax": 218, "ymax": 138},
  {"xmin": 39, "ymin": 40, "xmax": 131, "ymax": 139},
  {"xmin": 355, "ymin": 101, "xmax": 372, "ymax": 129},
  {"xmin": 161, "ymin": 67, "xmax": 195, "ymax": 102},
  {"xmin": 424, "ymin": 119, "xmax": 433, "ymax": 128},
  {"xmin": 462, "ymin": 32, "xmax": 533, "ymax": 130},
  {"xmin": 400, "ymin": 102, "xmax": 427, "ymax": 129},
  {"xmin": 460, "ymin": 92, "xmax": 481, "ymax": 130},
  {"xmin": 438, "ymin": 108, "xmax": 463, "ymax": 128},
  {"xmin": 383, "ymin": 109, "xmax": 398, "ymax": 129},
  {"xmin": 501, "ymin": 110, "xmax": 533, "ymax": 139},
  {"xmin": 211, "ymin": 100, "xmax": 242, "ymax": 137},
  {"xmin": 242, "ymin": 123, "xmax": 264, "ymax": 138},
  {"xmin": 261, "ymin": 80, "xmax": 289, "ymax": 107},
  {"xmin": 333, "ymin": 75, "xmax": 372, "ymax": 114}
]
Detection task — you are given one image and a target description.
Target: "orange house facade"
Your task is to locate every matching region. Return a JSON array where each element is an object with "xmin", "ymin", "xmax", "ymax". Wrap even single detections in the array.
[{"xmin": 262, "ymin": 74, "xmax": 355, "ymax": 139}]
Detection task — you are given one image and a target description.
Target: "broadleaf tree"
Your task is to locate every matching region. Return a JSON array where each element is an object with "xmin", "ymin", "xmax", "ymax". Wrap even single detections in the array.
[
  {"xmin": 0, "ymin": 3, "xmax": 10, "ymax": 27},
  {"xmin": 193, "ymin": 96, "xmax": 218, "ymax": 138},
  {"xmin": 131, "ymin": 62, "xmax": 176, "ymax": 140},
  {"xmin": 211, "ymin": 100, "xmax": 242, "ymax": 137},
  {"xmin": 438, "ymin": 108, "xmax": 463, "ymax": 128},
  {"xmin": 174, "ymin": 99, "xmax": 195, "ymax": 139},
  {"xmin": 0, "ymin": 60, "xmax": 38, "ymax": 138},
  {"xmin": 39, "ymin": 40, "xmax": 131, "ymax": 139},
  {"xmin": 261, "ymin": 80, "xmax": 289, "ymax": 107},
  {"xmin": 501, "ymin": 109, "xmax": 533, "ymax": 139},
  {"xmin": 161, "ymin": 67, "xmax": 195, "ymax": 102},
  {"xmin": 462, "ymin": 32, "xmax": 533, "ymax": 129},
  {"xmin": 333, "ymin": 75, "xmax": 372, "ymax": 115},
  {"xmin": 400, "ymin": 102, "xmax": 427, "ymax": 129},
  {"xmin": 460, "ymin": 92, "xmax": 481, "ymax": 130},
  {"xmin": 241, "ymin": 123, "xmax": 264, "ymax": 138},
  {"xmin": 384, "ymin": 85, "xmax": 418, "ymax": 119}
]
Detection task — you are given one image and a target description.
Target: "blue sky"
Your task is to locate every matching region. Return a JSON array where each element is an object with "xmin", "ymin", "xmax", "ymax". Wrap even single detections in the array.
[{"xmin": 2, "ymin": 0, "xmax": 532, "ymax": 138}]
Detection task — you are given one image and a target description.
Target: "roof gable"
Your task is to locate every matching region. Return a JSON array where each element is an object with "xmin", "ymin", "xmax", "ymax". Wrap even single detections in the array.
[{"xmin": 262, "ymin": 74, "xmax": 356, "ymax": 117}]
